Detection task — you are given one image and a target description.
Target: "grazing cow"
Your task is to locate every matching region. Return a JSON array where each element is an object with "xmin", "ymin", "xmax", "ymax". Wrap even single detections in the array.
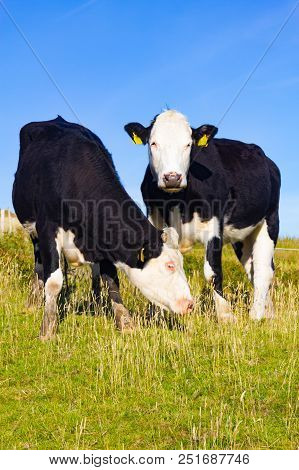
[
  {"xmin": 125, "ymin": 110, "xmax": 281, "ymax": 321},
  {"xmin": 13, "ymin": 116, "xmax": 193, "ymax": 340}
]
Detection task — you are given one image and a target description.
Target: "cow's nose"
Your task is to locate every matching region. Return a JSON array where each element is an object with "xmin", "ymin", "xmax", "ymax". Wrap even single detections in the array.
[
  {"xmin": 185, "ymin": 299, "xmax": 194, "ymax": 313},
  {"xmin": 163, "ymin": 172, "xmax": 182, "ymax": 188},
  {"xmin": 177, "ymin": 298, "xmax": 194, "ymax": 314}
]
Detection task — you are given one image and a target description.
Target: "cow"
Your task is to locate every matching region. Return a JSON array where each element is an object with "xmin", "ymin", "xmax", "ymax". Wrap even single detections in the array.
[
  {"xmin": 125, "ymin": 110, "xmax": 281, "ymax": 322},
  {"xmin": 13, "ymin": 116, "xmax": 193, "ymax": 340}
]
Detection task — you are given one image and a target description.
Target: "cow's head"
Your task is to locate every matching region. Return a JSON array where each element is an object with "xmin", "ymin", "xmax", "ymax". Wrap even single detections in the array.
[
  {"xmin": 118, "ymin": 227, "xmax": 194, "ymax": 315},
  {"xmin": 125, "ymin": 110, "xmax": 218, "ymax": 192}
]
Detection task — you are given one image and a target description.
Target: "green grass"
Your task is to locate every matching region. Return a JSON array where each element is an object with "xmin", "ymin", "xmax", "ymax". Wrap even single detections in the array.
[{"xmin": 0, "ymin": 231, "xmax": 298, "ymax": 449}]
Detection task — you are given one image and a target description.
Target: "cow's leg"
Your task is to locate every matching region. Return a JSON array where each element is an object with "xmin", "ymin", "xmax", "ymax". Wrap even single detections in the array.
[
  {"xmin": 204, "ymin": 233, "xmax": 236, "ymax": 322},
  {"xmin": 264, "ymin": 210, "xmax": 279, "ymax": 319},
  {"xmin": 62, "ymin": 253, "xmax": 69, "ymax": 293},
  {"xmin": 28, "ymin": 237, "xmax": 44, "ymax": 305},
  {"xmin": 148, "ymin": 206, "xmax": 165, "ymax": 230},
  {"xmin": 232, "ymin": 238, "xmax": 254, "ymax": 284},
  {"xmin": 39, "ymin": 228, "xmax": 63, "ymax": 340},
  {"xmin": 249, "ymin": 220, "xmax": 276, "ymax": 320},
  {"xmin": 91, "ymin": 263, "xmax": 101, "ymax": 303},
  {"xmin": 100, "ymin": 259, "xmax": 135, "ymax": 331}
]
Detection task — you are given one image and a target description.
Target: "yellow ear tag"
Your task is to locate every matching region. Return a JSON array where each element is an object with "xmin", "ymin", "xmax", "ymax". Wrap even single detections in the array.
[
  {"xmin": 197, "ymin": 134, "xmax": 209, "ymax": 147},
  {"xmin": 139, "ymin": 248, "xmax": 145, "ymax": 263},
  {"xmin": 132, "ymin": 132, "xmax": 143, "ymax": 145}
]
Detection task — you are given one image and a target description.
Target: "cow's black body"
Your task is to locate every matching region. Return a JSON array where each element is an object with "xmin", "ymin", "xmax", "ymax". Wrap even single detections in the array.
[
  {"xmin": 142, "ymin": 138, "xmax": 280, "ymax": 237},
  {"xmin": 13, "ymin": 116, "xmax": 164, "ymax": 338},
  {"xmin": 14, "ymin": 116, "xmax": 162, "ymax": 266},
  {"xmin": 141, "ymin": 136, "xmax": 281, "ymax": 320}
]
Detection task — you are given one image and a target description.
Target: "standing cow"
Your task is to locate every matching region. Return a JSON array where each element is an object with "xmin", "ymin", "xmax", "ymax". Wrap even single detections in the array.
[
  {"xmin": 13, "ymin": 116, "xmax": 193, "ymax": 340},
  {"xmin": 125, "ymin": 110, "xmax": 281, "ymax": 322}
]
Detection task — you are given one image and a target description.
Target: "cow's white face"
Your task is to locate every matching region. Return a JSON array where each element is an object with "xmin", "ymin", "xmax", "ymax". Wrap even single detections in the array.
[
  {"xmin": 124, "ymin": 110, "xmax": 218, "ymax": 193},
  {"xmin": 118, "ymin": 227, "xmax": 193, "ymax": 315},
  {"xmin": 148, "ymin": 111, "xmax": 192, "ymax": 192}
]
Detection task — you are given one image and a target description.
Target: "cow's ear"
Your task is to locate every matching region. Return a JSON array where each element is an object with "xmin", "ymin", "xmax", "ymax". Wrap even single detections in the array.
[
  {"xmin": 124, "ymin": 122, "xmax": 150, "ymax": 145},
  {"xmin": 192, "ymin": 125, "xmax": 218, "ymax": 147}
]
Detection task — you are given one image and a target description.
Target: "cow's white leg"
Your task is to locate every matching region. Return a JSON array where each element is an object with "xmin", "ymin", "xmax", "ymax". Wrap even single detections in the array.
[
  {"xmin": 39, "ymin": 228, "xmax": 63, "ymax": 340},
  {"xmin": 203, "ymin": 218, "xmax": 235, "ymax": 322},
  {"xmin": 249, "ymin": 221, "xmax": 275, "ymax": 320},
  {"xmin": 42, "ymin": 268, "xmax": 63, "ymax": 339}
]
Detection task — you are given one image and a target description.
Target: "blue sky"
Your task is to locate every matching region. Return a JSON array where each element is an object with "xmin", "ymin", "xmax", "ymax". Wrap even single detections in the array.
[{"xmin": 0, "ymin": 0, "xmax": 298, "ymax": 235}]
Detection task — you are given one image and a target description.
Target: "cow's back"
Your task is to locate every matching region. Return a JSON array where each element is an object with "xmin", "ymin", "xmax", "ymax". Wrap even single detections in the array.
[
  {"xmin": 13, "ymin": 117, "xmax": 117, "ymax": 226},
  {"xmin": 212, "ymin": 138, "xmax": 280, "ymax": 226}
]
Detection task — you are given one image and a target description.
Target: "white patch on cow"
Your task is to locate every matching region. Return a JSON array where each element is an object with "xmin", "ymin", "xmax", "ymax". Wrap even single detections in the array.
[
  {"xmin": 204, "ymin": 259, "xmax": 215, "ymax": 282},
  {"xmin": 41, "ymin": 266, "xmax": 63, "ymax": 340},
  {"xmin": 116, "ymin": 243, "xmax": 193, "ymax": 315},
  {"xmin": 214, "ymin": 291, "xmax": 236, "ymax": 322},
  {"xmin": 223, "ymin": 222, "xmax": 262, "ymax": 243},
  {"xmin": 23, "ymin": 221, "xmax": 37, "ymax": 238},
  {"xmin": 149, "ymin": 110, "xmax": 192, "ymax": 190},
  {"xmin": 249, "ymin": 220, "xmax": 275, "ymax": 320},
  {"xmin": 45, "ymin": 268, "xmax": 63, "ymax": 298},
  {"xmin": 56, "ymin": 228, "xmax": 89, "ymax": 267},
  {"xmin": 169, "ymin": 210, "xmax": 220, "ymax": 253}
]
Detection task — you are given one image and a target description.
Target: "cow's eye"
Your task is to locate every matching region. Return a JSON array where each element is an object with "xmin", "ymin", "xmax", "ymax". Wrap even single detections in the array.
[
  {"xmin": 151, "ymin": 142, "xmax": 157, "ymax": 147},
  {"xmin": 165, "ymin": 261, "xmax": 175, "ymax": 272},
  {"xmin": 185, "ymin": 143, "xmax": 191, "ymax": 148}
]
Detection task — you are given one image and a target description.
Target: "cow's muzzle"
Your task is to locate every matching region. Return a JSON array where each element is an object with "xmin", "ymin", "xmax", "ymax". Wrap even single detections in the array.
[
  {"xmin": 176, "ymin": 298, "xmax": 194, "ymax": 315},
  {"xmin": 163, "ymin": 172, "xmax": 182, "ymax": 189}
]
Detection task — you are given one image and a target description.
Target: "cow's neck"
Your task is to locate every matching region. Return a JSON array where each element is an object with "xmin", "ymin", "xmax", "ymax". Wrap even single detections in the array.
[{"xmin": 96, "ymin": 193, "xmax": 163, "ymax": 267}]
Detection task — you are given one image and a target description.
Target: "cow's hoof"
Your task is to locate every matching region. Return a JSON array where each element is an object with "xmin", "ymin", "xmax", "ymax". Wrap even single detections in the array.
[
  {"xmin": 114, "ymin": 305, "xmax": 136, "ymax": 332},
  {"xmin": 249, "ymin": 315, "xmax": 263, "ymax": 321},
  {"xmin": 249, "ymin": 313, "xmax": 265, "ymax": 321},
  {"xmin": 249, "ymin": 316, "xmax": 263, "ymax": 322},
  {"xmin": 218, "ymin": 313, "xmax": 237, "ymax": 323},
  {"xmin": 265, "ymin": 300, "xmax": 275, "ymax": 319},
  {"xmin": 39, "ymin": 331, "xmax": 56, "ymax": 341},
  {"xmin": 249, "ymin": 307, "xmax": 264, "ymax": 321},
  {"xmin": 39, "ymin": 326, "xmax": 57, "ymax": 341},
  {"xmin": 39, "ymin": 318, "xmax": 58, "ymax": 340}
]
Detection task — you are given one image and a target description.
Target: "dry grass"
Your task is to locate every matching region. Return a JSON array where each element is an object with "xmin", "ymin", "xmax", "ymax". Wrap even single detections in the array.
[{"xmin": 0, "ymin": 232, "xmax": 298, "ymax": 449}]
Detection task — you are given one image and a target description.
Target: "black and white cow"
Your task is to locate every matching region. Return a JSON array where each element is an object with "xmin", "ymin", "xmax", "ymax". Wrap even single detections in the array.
[
  {"xmin": 125, "ymin": 110, "xmax": 281, "ymax": 322},
  {"xmin": 13, "ymin": 116, "xmax": 193, "ymax": 340}
]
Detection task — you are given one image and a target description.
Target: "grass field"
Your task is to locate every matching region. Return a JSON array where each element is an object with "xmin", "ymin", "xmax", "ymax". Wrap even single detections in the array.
[{"xmin": 0, "ymin": 231, "xmax": 298, "ymax": 450}]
